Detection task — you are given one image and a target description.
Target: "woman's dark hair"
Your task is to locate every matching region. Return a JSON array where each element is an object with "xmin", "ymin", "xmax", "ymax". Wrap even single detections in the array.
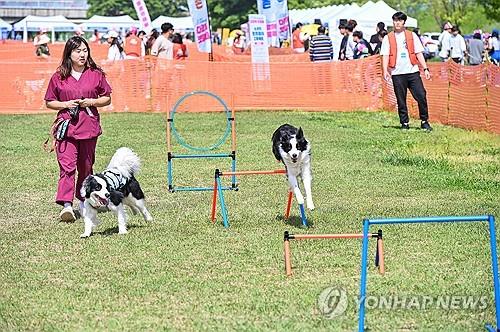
[
  {"xmin": 392, "ymin": 11, "xmax": 407, "ymax": 22},
  {"xmin": 145, "ymin": 29, "xmax": 159, "ymax": 52},
  {"xmin": 492, "ymin": 30, "xmax": 499, "ymax": 39},
  {"xmin": 110, "ymin": 36, "xmax": 124, "ymax": 54},
  {"xmin": 353, "ymin": 30, "xmax": 363, "ymax": 39},
  {"xmin": 172, "ymin": 32, "xmax": 183, "ymax": 44},
  {"xmin": 376, "ymin": 22, "xmax": 385, "ymax": 31},
  {"xmin": 57, "ymin": 36, "xmax": 103, "ymax": 80}
]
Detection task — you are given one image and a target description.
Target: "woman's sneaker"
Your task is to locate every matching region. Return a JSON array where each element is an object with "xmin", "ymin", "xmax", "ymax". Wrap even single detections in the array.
[{"xmin": 60, "ymin": 206, "xmax": 76, "ymax": 223}]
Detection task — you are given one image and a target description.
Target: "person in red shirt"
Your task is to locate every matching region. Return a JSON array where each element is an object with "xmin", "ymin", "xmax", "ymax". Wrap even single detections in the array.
[
  {"xmin": 124, "ymin": 27, "xmax": 144, "ymax": 58},
  {"xmin": 172, "ymin": 32, "xmax": 188, "ymax": 60},
  {"xmin": 44, "ymin": 36, "xmax": 112, "ymax": 222},
  {"xmin": 292, "ymin": 22, "xmax": 308, "ymax": 53}
]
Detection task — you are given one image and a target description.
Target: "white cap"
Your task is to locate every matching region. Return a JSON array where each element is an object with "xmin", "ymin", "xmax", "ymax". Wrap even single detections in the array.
[{"xmin": 107, "ymin": 30, "xmax": 119, "ymax": 38}]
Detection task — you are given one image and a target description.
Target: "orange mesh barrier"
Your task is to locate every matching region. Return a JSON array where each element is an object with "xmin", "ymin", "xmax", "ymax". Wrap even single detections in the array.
[
  {"xmin": 487, "ymin": 65, "xmax": 500, "ymax": 134},
  {"xmin": 1, "ymin": 41, "xmax": 499, "ymax": 134}
]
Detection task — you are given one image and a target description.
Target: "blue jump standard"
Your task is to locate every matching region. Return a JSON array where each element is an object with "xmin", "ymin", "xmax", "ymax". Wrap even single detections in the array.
[
  {"xmin": 299, "ymin": 203, "xmax": 308, "ymax": 227},
  {"xmin": 358, "ymin": 215, "xmax": 499, "ymax": 332}
]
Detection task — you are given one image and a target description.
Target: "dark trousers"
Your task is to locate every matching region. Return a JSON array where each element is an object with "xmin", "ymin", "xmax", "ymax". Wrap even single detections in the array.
[{"xmin": 392, "ymin": 72, "xmax": 429, "ymax": 124}]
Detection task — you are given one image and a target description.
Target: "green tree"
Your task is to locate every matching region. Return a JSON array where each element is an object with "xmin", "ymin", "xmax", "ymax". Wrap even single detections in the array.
[
  {"xmin": 208, "ymin": 0, "xmax": 256, "ymax": 29},
  {"xmin": 482, "ymin": 0, "xmax": 500, "ymax": 22},
  {"xmin": 87, "ymin": 0, "xmax": 187, "ymax": 20}
]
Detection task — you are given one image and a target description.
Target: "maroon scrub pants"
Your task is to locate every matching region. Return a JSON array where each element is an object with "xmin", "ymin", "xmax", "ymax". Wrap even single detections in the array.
[{"xmin": 55, "ymin": 138, "xmax": 97, "ymax": 205}]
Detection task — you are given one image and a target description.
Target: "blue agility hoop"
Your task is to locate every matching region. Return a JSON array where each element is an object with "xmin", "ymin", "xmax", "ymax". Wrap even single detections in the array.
[{"xmin": 170, "ymin": 91, "xmax": 231, "ymax": 152}]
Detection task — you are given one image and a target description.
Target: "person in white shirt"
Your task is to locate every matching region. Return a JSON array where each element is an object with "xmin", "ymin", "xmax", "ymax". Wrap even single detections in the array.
[
  {"xmin": 380, "ymin": 11, "xmax": 432, "ymax": 131},
  {"xmin": 34, "ymin": 28, "xmax": 50, "ymax": 58},
  {"xmin": 438, "ymin": 22, "xmax": 453, "ymax": 61},
  {"xmin": 106, "ymin": 30, "xmax": 124, "ymax": 61},
  {"xmin": 449, "ymin": 27, "xmax": 467, "ymax": 64},
  {"xmin": 151, "ymin": 22, "xmax": 174, "ymax": 60},
  {"xmin": 344, "ymin": 20, "xmax": 357, "ymax": 60}
]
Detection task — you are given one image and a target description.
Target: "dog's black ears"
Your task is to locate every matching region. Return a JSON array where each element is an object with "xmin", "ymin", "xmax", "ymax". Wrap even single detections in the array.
[
  {"xmin": 109, "ymin": 190, "xmax": 125, "ymax": 206},
  {"xmin": 83, "ymin": 177, "xmax": 92, "ymax": 198},
  {"xmin": 297, "ymin": 127, "xmax": 304, "ymax": 139}
]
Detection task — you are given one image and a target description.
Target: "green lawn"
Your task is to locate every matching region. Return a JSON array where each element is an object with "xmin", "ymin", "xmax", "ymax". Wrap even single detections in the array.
[{"xmin": 0, "ymin": 110, "xmax": 499, "ymax": 331}]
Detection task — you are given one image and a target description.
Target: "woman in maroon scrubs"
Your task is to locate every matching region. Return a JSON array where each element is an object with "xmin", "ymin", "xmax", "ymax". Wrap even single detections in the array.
[{"xmin": 45, "ymin": 36, "xmax": 112, "ymax": 222}]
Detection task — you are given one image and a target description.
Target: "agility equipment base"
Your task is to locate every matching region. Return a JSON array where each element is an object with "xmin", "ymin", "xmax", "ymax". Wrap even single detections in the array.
[
  {"xmin": 211, "ymin": 169, "xmax": 308, "ymax": 228},
  {"xmin": 358, "ymin": 215, "xmax": 499, "ymax": 332},
  {"xmin": 284, "ymin": 230, "xmax": 384, "ymax": 276}
]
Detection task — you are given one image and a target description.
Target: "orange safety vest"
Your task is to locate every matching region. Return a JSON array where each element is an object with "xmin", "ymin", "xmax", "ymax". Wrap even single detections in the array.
[
  {"xmin": 124, "ymin": 35, "xmax": 142, "ymax": 57},
  {"xmin": 292, "ymin": 29, "xmax": 304, "ymax": 49},
  {"xmin": 173, "ymin": 43, "xmax": 187, "ymax": 60},
  {"xmin": 388, "ymin": 30, "xmax": 419, "ymax": 68}
]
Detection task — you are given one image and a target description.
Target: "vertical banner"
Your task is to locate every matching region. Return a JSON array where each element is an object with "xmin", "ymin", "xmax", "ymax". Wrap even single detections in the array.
[
  {"xmin": 256, "ymin": 0, "xmax": 290, "ymax": 47},
  {"xmin": 132, "ymin": 0, "xmax": 152, "ymax": 33},
  {"xmin": 249, "ymin": 14, "xmax": 271, "ymax": 91},
  {"xmin": 187, "ymin": 0, "xmax": 212, "ymax": 53},
  {"xmin": 248, "ymin": 14, "xmax": 269, "ymax": 64}
]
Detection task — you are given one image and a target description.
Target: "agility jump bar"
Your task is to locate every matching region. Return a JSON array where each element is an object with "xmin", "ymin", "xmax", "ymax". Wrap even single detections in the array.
[
  {"xmin": 284, "ymin": 230, "xmax": 384, "ymax": 277},
  {"xmin": 167, "ymin": 151, "xmax": 237, "ymax": 192},
  {"xmin": 211, "ymin": 169, "xmax": 308, "ymax": 228},
  {"xmin": 358, "ymin": 215, "xmax": 499, "ymax": 332}
]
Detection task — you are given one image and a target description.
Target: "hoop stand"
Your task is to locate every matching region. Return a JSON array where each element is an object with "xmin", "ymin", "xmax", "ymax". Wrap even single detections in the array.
[{"xmin": 167, "ymin": 91, "xmax": 237, "ymax": 192}]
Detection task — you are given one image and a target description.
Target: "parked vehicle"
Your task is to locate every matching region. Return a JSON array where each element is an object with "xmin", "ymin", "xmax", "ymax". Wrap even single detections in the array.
[{"xmin": 422, "ymin": 32, "xmax": 440, "ymax": 58}]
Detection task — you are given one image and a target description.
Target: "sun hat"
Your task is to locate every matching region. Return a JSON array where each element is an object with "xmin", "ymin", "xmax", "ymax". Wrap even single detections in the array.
[{"xmin": 107, "ymin": 30, "xmax": 119, "ymax": 38}]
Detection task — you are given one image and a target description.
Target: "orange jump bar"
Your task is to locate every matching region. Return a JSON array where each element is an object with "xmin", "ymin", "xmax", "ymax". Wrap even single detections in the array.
[
  {"xmin": 284, "ymin": 231, "xmax": 385, "ymax": 277},
  {"xmin": 219, "ymin": 169, "xmax": 286, "ymax": 176}
]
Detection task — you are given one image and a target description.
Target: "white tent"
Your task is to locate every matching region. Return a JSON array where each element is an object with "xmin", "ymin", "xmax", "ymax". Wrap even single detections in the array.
[
  {"xmin": 80, "ymin": 15, "xmax": 139, "ymax": 32},
  {"xmin": 0, "ymin": 18, "xmax": 12, "ymax": 30},
  {"xmin": 355, "ymin": 0, "xmax": 417, "ymax": 40},
  {"xmin": 13, "ymin": 15, "xmax": 77, "ymax": 32},
  {"xmin": 151, "ymin": 16, "xmax": 193, "ymax": 32},
  {"xmin": 13, "ymin": 15, "xmax": 77, "ymax": 43},
  {"xmin": 356, "ymin": 0, "xmax": 417, "ymax": 29},
  {"xmin": 291, "ymin": 0, "xmax": 417, "ymax": 32}
]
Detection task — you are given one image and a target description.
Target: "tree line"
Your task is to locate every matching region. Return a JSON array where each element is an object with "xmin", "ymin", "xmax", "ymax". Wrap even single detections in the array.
[{"xmin": 87, "ymin": 0, "xmax": 499, "ymax": 33}]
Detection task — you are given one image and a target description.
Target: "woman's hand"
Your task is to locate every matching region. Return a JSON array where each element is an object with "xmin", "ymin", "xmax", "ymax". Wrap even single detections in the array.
[
  {"xmin": 78, "ymin": 98, "xmax": 95, "ymax": 108},
  {"xmin": 65, "ymin": 100, "xmax": 80, "ymax": 109}
]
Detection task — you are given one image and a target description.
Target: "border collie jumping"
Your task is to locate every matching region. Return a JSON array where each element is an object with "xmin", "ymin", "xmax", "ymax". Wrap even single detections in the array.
[
  {"xmin": 272, "ymin": 124, "xmax": 315, "ymax": 210},
  {"xmin": 80, "ymin": 147, "xmax": 153, "ymax": 238}
]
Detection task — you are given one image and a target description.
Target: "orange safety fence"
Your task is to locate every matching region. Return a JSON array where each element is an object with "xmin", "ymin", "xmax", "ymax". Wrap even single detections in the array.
[{"xmin": 1, "ymin": 40, "xmax": 499, "ymax": 134}]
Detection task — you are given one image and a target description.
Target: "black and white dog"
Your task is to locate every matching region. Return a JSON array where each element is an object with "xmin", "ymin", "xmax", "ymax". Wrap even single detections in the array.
[
  {"xmin": 80, "ymin": 147, "xmax": 153, "ymax": 238},
  {"xmin": 272, "ymin": 124, "xmax": 315, "ymax": 210}
]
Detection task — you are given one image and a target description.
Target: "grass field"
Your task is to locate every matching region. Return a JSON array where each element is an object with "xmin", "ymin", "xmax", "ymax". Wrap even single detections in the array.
[{"xmin": 1, "ymin": 110, "xmax": 499, "ymax": 331}]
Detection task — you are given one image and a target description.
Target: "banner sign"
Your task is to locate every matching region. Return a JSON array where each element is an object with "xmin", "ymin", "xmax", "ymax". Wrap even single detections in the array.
[
  {"xmin": 256, "ymin": 0, "xmax": 290, "ymax": 46},
  {"xmin": 187, "ymin": 0, "xmax": 212, "ymax": 53},
  {"xmin": 248, "ymin": 14, "xmax": 269, "ymax": 64},
  {"xmin": 132, "ymin": 0, "xmax": 152, "ymax": 33}
]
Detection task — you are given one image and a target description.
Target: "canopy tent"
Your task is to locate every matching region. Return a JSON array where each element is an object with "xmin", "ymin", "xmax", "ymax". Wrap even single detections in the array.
[
  {"xmin": 151, "ymin": 16, "xmax": 194, "ymax": 32},
  {"xmin": 290, "ymin": 1, "xmax": 417, "ymax": 33},
  {"xmin": 0, "ymin": 18, "xmax": 12, "ymax": 30},
  {"xmin": 355, "ymin": 0, "xmax": 418, "ymax": 29},
  {"xmin": 13, "ymin": 15, "xmax": 77, "ymax": 32},
  {"xmin": 79, "ymin": 15, "xmax": 139, "ymax": 32},
  {"xmin": 13, "ymin": 15, "xmax": 78, "ymax": 43}
]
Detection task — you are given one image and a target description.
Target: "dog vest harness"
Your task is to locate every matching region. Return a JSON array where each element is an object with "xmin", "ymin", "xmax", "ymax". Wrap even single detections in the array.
[{"xmin": 102, "ymin": 169, "xmax": 128, "ymax": 191}]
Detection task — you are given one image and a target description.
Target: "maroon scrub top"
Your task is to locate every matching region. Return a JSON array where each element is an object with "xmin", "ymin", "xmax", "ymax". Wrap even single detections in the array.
[{"xmin": 45, "ymin": 68, "xmax": 112, "ymax": 140}]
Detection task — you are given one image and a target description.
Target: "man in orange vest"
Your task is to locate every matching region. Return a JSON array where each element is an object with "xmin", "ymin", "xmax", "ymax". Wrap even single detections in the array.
[
  {"xmin": 124, "ymin": 27, "xmax": 144, "ymax": 58},
  {"xmin": 380, "ymin": 11, "xmax": 432, "ymax": 131}
]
